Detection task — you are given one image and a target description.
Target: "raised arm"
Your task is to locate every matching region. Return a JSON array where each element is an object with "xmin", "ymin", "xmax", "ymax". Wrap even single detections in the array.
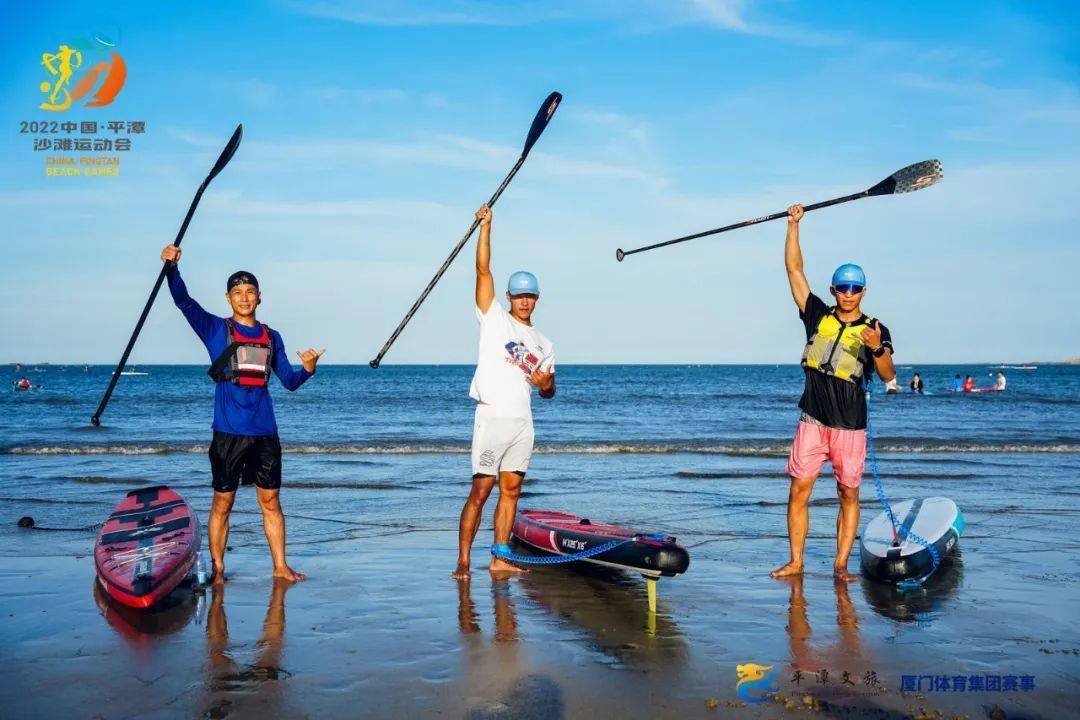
[
  {"xmin": 474, "ymin": 205, "xmax": 495, "ymax": 313},
  {"xmin": 785, "ymin": 204, "xmax": 811, "ymax": 313},
  {"xmin": 162, "ymin": 244, "xmax": 219, "ymax": 345}
]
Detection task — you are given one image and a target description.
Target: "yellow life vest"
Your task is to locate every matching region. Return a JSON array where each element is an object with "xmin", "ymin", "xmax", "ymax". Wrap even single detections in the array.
[{"xmin": 801, "ymin": 311, "xmax": 875, "ymax": 383}]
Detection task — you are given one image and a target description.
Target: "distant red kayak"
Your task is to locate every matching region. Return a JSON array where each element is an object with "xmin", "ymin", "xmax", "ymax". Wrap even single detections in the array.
[
  {"xmin": 512, "ymin": 509, "xmax": 690, "ymax": 578},
  {"xmin": 95, "ymin": 486, "xmax": 200, "ymax": 609}
]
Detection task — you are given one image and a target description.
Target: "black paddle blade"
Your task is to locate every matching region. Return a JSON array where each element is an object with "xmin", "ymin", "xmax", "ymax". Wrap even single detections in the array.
[
  {"xmin": 206, "ymin": 124, "xmax": 243, "ymax": 183},
  {"xmin": 521, "ymin": 91, "xmax": 562, "ymax": 158},
  {"xmin": 867, "ymin": 159, "xmax": 942, "ymax": 196}
]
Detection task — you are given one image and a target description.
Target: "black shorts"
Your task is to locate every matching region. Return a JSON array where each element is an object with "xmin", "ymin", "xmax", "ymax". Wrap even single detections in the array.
[{"xmin": 209, "ymin": 431, "xmax": 282, "ymax": 493}]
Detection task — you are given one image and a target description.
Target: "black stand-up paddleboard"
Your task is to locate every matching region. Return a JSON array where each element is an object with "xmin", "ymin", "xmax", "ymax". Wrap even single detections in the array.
[
  {"xmin": 860, "ymin": 497, "xmax": 963, "ymax": 584},
  {"xmin": 513, "ymin": 510, "xmax": 690, "ymax": 578},
  {"xmin": 510, "ymin": 509, "xmax": 689, "ymax": 613}
]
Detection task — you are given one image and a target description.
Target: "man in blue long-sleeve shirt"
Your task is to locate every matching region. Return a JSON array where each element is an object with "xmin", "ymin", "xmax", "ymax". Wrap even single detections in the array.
[{"xmin": 162, "ymin": 243, "xmax": 324, "ymax": 583}]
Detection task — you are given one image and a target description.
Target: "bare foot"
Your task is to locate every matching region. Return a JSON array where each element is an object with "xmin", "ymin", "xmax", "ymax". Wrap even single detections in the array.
[
  {"xmin": 452, "ymin": 562, "xmax": 471, "ymax": 580},
  {"xmin": 273, "ymin": 565, "xmax": 306, "ymax": 582},
  {"xmin": 489, "ymin": 557, "xmax": 528, "ymax": 575},
  {"xmin": 770, "ymin": 561, "xmax": 804, "ymax": 578},
  {"xmin": 211, "ymin": 563, "xmax": 226, "ymax": 584},
  {"xmin": 833, "ymin": 566, "xmax": 859, "ymax": 582}
]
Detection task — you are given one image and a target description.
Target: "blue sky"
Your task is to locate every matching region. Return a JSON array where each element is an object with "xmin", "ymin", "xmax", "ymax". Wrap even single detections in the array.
[{"xmin": 1, "ymin": 1, "xmax": 1077, "ymax": 364}]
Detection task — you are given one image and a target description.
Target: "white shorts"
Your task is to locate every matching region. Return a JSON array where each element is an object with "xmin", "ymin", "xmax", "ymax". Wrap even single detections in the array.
[{"xmin": 471, "ymin": 405, "xmax": 534, "ymax": 476}]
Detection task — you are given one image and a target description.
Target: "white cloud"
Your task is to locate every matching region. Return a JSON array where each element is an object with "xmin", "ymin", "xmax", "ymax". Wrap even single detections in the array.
[
  {"xmin": 686, "ymin": 0, "xmax": 747, "ymax": 29},
  {"xmin": 287, "ymin": 0, "xmax": 546, "ymax": 26},
  {"xmin": 163, "ymin": 126, "xmax": 226, "ymax": 148},
  {"xmin": 202, "ymin": 191, "xmax": 455, "ymax": 220},
  {"xmin": 576, "ymin": 108, "xmax": 651, "ymax": 151},
  {"xmin": 285, "ymin": 0, "xmax": 837, "ymax": 43},
  {"xmin": 228, "ymin": 78, "xmax": 278, "ymax": 107},
  {"xmin": 313, "ymin": 86, "xmax": 410, "ymax": 103},
  {"xmin": 163, "ymin": 127, "xmax": 667, "ymax": 189}
]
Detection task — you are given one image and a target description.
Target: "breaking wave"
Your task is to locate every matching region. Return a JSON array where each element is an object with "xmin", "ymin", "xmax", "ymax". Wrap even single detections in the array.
[{"xmin": 5, "ymin": 439, "xmax": 1079, "ymax": 456}]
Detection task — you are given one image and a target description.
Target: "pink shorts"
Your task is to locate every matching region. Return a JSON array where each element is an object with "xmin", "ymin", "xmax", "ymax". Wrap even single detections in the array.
[{"xmin": 787, "ymin": 418, "xmax": 867, "ymax": 488}]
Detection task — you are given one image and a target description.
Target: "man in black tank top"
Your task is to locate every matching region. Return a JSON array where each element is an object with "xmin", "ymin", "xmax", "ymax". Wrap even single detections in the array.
[{"xmin": 772, "ymin": 203, "xmax": 896, "ymax": 582}]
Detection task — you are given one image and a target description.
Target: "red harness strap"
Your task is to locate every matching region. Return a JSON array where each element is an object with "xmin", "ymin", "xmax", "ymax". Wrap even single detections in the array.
[{"xmin": 207, "ymin": 319, "xmax": 273, "ymax": 387}]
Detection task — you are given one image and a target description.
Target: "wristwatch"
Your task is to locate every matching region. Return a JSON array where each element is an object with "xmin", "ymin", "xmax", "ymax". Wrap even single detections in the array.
[{"xmin": 871, "ymin": 345, "xmax": 887, "ymax": 358}]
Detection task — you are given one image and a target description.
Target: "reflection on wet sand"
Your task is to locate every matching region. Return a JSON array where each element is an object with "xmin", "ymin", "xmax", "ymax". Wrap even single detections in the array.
[
  {"xmin": 457, "ymin": 577, "xmax": 560, "ymax": 719},
  {"xmin": 784, "ymin": 574, "xmax": 871, "ymax": 678},
  {"xmin": 518, "ymin": 564, "xmax": 687, "ymax": 669},
  {"xmin": 203, "ymin": 579, "xmax": 295, "ymax": 719},
  {"xmin": 780, "ymin": 573, "xmax": 979, "ymax": 718},
  {"xmin": 457, "ymin": 575, "xmax": 481, "ymax": 635},
  {"xmin": 93, "ymin": 580, "xmax": 198, "ymax": 646},
  {"xmin": 456, "ymin": 576, "xmax": 520, "ymax": 642},
  {"xmin": 860, "ymin": 552, "xmax": 964, "ymax": 625}
]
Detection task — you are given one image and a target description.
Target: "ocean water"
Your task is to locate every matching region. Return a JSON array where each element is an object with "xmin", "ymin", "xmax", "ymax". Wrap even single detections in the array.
[
  {"xmin": 3, "ymin": 362, "xmax": 1079, "ymax": 569},
  {"xmin": 2, "ymin": 364, "xmax": 1079, "ymax": 717},
  {"xmin": 2, "ymin": 364, "xmax": 1078, "ymax": 532}
]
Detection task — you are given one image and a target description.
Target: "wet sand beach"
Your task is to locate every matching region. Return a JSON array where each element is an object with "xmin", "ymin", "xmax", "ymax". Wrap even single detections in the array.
[
  {"xmin": 2, "ymin": 366, "xmax": 1078, "ymax": 718},
  {"xmin": 2, "ymin": 454, "xmax": 1078, "ymax": 719}
]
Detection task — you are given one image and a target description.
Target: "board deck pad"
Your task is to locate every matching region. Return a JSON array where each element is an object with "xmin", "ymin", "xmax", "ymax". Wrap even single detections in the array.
[
  {"xmin": 512, "ymin": 509, "xmax": 690, "ymax": 578},
  {"xmin": 94, "ymin": 486, "xmax": 200, "ymax": 609},
  {"xmin": 860, "ymin": 496, "xmax": 962, "ymax": 583}
]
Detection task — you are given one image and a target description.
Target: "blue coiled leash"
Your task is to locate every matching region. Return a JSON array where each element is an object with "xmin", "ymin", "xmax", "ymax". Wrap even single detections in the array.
[
  {"xmin": 491, "ymin": 534, "xmax": 669, "ymax": 565},
  {"xmin": 865, "ymin": 381, "xmax": 941, "ymax": 588}
]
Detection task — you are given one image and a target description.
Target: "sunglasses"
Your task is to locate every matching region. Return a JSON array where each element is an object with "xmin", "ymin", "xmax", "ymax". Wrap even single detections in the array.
[{"xmin": 832, "ymin": 284, "xmax": 865, "ymax": 295}]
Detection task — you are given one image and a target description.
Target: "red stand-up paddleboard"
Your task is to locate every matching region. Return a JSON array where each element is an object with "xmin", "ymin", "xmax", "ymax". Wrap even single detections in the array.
[
  {"xmin": 513, "ymin": 509, "xmax": 690, "ymax": 578},
  {"xmin": 95, "ymin": 486, "xmax": 200, "ymax": 609}
]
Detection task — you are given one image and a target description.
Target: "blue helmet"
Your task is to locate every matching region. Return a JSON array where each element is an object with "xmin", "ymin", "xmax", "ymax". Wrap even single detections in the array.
[
  {"xmin": 831, "ymin": 263, "xmax": 866, "ymax": 288},
  {"xmin": 507, "ymin": 270, "xmax": 539, "ymax": 297}
]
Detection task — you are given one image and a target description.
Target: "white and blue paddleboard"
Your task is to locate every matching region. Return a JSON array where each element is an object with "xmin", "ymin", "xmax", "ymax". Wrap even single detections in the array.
[{"xmin": 860, "ymin": 497, "xmax": 962, "ymax": 584}]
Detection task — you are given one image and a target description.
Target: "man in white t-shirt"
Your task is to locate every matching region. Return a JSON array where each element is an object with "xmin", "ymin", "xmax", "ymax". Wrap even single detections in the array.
[{"xmin": 452, "ymin": 204, "xmax": 555, "ymax": 579}]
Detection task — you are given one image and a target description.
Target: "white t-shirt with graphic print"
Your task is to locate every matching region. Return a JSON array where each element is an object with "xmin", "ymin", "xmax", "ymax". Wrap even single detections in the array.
[{"xmin": 469, "ymin": 301, "xmax": 554, "ymax": 420}]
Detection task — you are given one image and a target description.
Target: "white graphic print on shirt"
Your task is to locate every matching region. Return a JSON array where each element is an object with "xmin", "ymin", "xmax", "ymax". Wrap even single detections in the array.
[
  {"xmin": 505, "ymin": 341, "xmax": 543, "ymax": 375},
  {"xmin": 469, "ymin": 301, "xmax": 554, "ymax": 420}
]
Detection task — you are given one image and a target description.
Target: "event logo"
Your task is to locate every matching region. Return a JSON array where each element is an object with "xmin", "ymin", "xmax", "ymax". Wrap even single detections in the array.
[
  {"xmin": 21, "ymin": 30, "xmax": 144, "ymax": 178},
  {"xmin": 39, "ymin": 36, "xmax": 127, "ymax": 112},
  {"xmin": 736, "ymin": 663, "xmax": 780, "ymax": 703}
]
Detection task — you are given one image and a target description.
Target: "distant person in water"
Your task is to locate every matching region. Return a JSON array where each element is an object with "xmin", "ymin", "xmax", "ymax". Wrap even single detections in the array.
[
  {"xmin": 452, "ymin": 205, "xmax": 555, "ymax": 580},
  {"xmin": 162, "ymin": 244, "xmax": 324, "ymax": 583},
  {"xmin": 910, "ymin": 372, "xmax": 924, "ymax": 394},
  {"xmin": 773, "ymin": 203, "xmax": 896, "ymax": 582},
  {"xmin": 996, "ymin": 371, "xmax": 1007, "ymax": 391},
  {"xmin": 952, "ymin": 374, "xmax": 963, "ymax": 392},
  {"xmin": 963, "ymin": 375, "xmax": 975, "ymax": 392}
]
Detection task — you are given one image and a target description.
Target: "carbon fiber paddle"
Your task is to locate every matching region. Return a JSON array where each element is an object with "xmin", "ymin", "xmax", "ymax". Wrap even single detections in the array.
[
  {"xmin": 369, "ymin": 92, "xmax": 563, "ymax": 369},
  {"xmin": 615, "ymin": 160, "xmax": 943, "ymax": 262},
  {"xmin": 90, "ymin": 125, "xmax": 243, "ymax": 427}
]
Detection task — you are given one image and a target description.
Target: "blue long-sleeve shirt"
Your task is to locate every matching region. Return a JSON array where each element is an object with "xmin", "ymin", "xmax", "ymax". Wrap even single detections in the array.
[{"xmin": 167, "ymin": 265, "xmax": 312, "ymax": 436}]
